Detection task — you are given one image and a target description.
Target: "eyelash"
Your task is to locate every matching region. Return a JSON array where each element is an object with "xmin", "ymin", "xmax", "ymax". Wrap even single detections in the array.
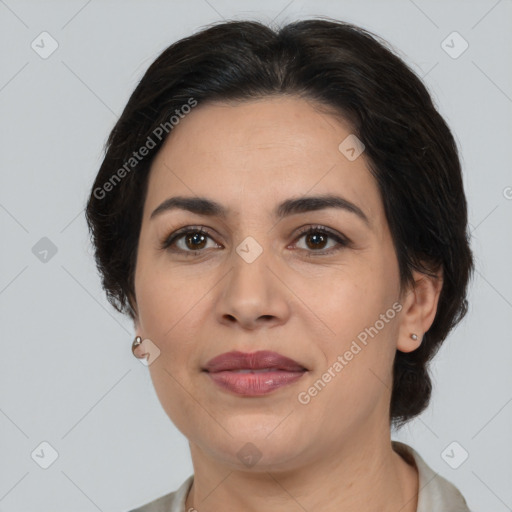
[{"xmin": 160, "ymin": 225, "xmax": 350, "ymax": 257}]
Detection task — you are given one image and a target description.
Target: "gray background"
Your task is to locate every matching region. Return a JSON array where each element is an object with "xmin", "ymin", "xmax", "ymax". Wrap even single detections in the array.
[{"xmin": 1, "ymin": 1, "xmax": 511, "ymax": 511}]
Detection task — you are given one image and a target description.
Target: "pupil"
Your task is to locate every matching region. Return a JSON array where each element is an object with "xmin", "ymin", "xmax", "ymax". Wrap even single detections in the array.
[
  {"xmin": 187, "ymin": 232, "xmax": 206, "ymax": 250},
  {"xmin": 307, "ymin": 233, "xmax": 326, "ymax": 249}
]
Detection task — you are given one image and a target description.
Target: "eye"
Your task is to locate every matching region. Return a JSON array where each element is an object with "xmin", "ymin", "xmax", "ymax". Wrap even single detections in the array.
[
  {"xmin": 292, "ymin": 225, "xmax": 349, "ymax": 256},
  {"xmin": 160, "ymin": 226, "xmax": 220, "ymax": 255}
]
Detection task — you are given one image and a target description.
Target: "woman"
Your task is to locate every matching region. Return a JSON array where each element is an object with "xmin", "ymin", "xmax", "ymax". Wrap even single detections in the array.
[{"xmin": 86, "ymin": 18, "xmax": 474, "ymax": 512}]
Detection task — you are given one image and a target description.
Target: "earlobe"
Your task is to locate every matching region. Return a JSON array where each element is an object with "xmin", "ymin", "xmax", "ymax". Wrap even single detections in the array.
[
  {"xmin": 397, "ymin": 269, "xmax": 443, "ymax": 353},
  {"xmin": 397, "ymin": 325, "xmax": 423, "ymax": 353}
]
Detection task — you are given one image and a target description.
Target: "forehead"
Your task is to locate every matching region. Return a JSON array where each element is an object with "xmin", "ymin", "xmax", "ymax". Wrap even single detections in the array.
[{"xmin": 144, "ymin": 96, "xmax": 383, "ymax": 228}]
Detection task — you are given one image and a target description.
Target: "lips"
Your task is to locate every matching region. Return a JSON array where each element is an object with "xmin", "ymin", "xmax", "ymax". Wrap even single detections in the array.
[
  {"xmin": 203, "ymin": 350, "xmax": 307, "ymax": 373},
  {"xmin": 203, "ymin": 350, "xmax": 307, "ymax": 396}
]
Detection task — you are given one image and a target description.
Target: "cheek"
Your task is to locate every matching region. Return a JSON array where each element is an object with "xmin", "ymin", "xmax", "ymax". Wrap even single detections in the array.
[
  {"xmin": 135, "ymin": 261, "xmax": 206, "ymax": 431},
  {"xmin": 134, "ymin": 254, "xmax": 213, "ymax": 376},
  {"xmin": 135, "ymin": 245, "xmax": 193, "ymax": 337},
  {"xmin": 293, "ymin": 254, "xmax": 399, "ymax": 388},
  {"xmin": 292, "ymin": 258, "xmax": 392, "ymax": 337}
]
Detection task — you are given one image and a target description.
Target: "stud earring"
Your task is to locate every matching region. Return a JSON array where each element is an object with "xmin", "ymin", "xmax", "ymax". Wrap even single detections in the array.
[
  {"xmin": 410, "ymin": 333, "xmax": 418, "ymax": 340},
  {"xmin": 132, "ymin": 336, "xmax": 143, "ymax": 357}
]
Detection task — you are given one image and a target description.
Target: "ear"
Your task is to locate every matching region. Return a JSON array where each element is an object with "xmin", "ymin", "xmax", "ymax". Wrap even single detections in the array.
[{"xmin": 397, "ymin": 267, "xmax": 443, "ymax": 353}]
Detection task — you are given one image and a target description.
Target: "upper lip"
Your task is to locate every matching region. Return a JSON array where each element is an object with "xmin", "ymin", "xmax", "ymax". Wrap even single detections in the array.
[{"xmin": 203, "ymin": 350, "xmax": 307, "ymax": 373}]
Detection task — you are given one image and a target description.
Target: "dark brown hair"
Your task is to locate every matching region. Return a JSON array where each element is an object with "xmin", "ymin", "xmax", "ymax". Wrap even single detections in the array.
[{"xmin": 85, "ymin": 18, "xmax": 474, "ymax": 428}]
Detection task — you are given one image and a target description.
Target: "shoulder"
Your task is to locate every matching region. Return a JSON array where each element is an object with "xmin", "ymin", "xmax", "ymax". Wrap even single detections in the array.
[
  {"xmin": 392, "ymin": 441, "xmax": 471, "ymax": 512},
  {"xmin": 128, "ymin": 475, "xmax": 194, "ymax": 512}
]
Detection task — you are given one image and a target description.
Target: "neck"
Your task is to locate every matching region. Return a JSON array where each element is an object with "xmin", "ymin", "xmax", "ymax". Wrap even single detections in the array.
[{"xmin": 185, "ymin": 423, "xmax": 418, "ymax": 512}]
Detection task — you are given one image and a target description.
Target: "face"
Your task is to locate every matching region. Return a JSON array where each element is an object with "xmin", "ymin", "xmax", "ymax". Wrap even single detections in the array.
[{"xmin": 133, "ymin": 96, "xmax": 413, "ymax": 471}]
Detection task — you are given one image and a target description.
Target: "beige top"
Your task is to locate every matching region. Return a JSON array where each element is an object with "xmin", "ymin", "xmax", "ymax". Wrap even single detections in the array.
[{"xmin": 129, "ymin": 441, "xmax": 471, "ymax": 512}]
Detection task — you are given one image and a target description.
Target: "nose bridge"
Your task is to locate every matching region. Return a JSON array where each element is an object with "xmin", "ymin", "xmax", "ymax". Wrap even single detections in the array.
[
  {"xmin": 230, "ymin": 234, "xmax": 276, "ymax": 303},
  {"xmin": 215, "ymin": 233, "xmax": 289, "ymax": 328}
]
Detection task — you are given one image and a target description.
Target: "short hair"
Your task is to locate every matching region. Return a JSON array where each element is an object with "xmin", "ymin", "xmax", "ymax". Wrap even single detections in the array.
[{"xmin": 85, "ymin": 18, "xmax": 474, "ymax": 428}]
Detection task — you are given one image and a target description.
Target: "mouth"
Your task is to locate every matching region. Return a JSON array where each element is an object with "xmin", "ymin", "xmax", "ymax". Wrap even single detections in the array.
[
  {"xmin": 202, "ymin": 350, "xmax": 308, "ymax": 396},
  {"xmin": 203, "ymin": 350, "xmax": 308, "ymax": 373}
]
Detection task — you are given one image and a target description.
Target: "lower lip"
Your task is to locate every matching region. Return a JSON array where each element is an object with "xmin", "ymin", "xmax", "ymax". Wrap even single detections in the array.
[{"xmin": 205, "ymin": 370, "xmax": 306, "ymax": 396}]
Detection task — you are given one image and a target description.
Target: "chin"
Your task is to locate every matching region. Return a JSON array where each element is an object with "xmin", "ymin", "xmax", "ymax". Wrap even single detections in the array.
[{"xmin": 203, "ymin": 425, "xmax": 308, "ymax": 470}]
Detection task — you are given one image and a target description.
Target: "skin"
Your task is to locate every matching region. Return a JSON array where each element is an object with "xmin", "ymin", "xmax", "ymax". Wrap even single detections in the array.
[{"xmin": 132, "ymin": 95, "xmax": 443, "ymax": 512}]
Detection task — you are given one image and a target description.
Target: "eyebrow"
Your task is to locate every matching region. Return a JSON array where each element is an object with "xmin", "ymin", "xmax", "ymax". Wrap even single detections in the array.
[{"xmin": 150, "ymin": 194, "xmax": 370, "ymax": 226}]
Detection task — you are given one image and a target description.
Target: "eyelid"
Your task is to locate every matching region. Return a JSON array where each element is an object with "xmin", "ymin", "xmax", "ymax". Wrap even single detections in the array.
[
  {"xmin": 293, "ymin": 224, "xmax": 350, "ymax": 244},
  {"xmin": 290, "ymin": 225, "xmax": 351, "ymax": 255},
  {"xmin": 160, "ymin": 225, "xmax": 220, "ymax": 251}
]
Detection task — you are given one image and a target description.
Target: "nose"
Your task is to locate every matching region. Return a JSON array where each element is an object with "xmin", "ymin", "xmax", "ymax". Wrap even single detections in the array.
[{"xmin": 214, "ymin": 249, "xmax": 291, "ymax": 331}]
